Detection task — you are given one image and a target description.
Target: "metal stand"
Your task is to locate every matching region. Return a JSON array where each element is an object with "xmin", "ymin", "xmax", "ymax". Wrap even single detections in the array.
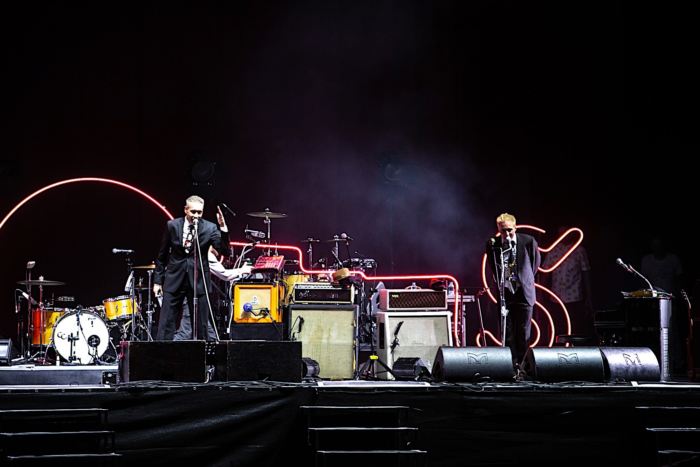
[
  {"xmin": 192, "ymin": 221, "xmax": 200, "ymax": 340},
  {"xmin": 491, "ymin": 243, "xmax": 513, "ymax": 346},
  {"xmin": 355, "ymin": 285, "xmax": 396, "ymax": 380}
]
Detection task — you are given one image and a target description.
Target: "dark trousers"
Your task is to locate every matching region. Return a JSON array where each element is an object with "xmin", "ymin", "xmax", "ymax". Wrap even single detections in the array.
[
  {"xmin": 505, "ymin": 288, "xmax": 533, "ymax": 366},
  {"xmin": 174, "ymin": 298, "xmax": 217, "ymax": 340},
  {"xmin": 156, "ymin": 286, "xmax": 211, "ymax": 341}
]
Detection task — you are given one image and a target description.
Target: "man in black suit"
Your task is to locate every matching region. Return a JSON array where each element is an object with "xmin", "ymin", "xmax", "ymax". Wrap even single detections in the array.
[
  {"xmin": 153, "ymin": 195, "xmax": 230, "ymax": 341},
  {"xmin": 486, "ymin": 213, "xmax": 541, "ymax": 371}
]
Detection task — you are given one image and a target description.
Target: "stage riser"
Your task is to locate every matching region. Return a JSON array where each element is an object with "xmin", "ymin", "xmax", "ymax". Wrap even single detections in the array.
[{"xmin": 0, "ymin": 366, "xmax": 116, "ymax": 385}]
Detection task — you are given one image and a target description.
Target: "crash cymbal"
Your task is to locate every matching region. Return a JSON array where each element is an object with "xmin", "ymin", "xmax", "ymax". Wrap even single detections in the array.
[
  {"xmin": 246, "ymin": 208, "xmax": 287, "ymax": 219},
  {"xmin": 301, "ymin": 237, "xmax": 320, "ymax": 243},
  {"xmin": 131, "ymin": 263, "xmax": 156, "ymax": 270},
  {"xmin": 17, "ymin": 279, "xmax": 65, "ymax": 286}
]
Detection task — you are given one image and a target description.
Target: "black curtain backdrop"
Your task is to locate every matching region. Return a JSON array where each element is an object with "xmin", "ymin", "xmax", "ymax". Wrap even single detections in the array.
[{"xmin": 2, "ymin": 2, "xmax": 697, "ymax": 338}]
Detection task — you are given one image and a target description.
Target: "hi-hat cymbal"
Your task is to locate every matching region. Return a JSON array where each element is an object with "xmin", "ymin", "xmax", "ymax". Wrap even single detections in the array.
[
  {"xmin": 247, "ymin": 208, "xmax": 287, "ymax": 219},
  {"xmin": 17, "ymin": 279, "xmax": 65, "ymax": 286},
  {"xmin": 131, "ymin": 263, "xmax": 156, "ymax": 270}
]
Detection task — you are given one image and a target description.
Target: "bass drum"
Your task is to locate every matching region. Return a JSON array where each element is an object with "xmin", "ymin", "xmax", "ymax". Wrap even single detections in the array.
[{"xmin": 52, "ymin": 311, "xmax": 110, "ymax": 364}]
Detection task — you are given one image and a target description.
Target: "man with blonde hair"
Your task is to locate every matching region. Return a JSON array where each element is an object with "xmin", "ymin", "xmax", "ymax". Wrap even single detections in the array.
[{"xmin": 486, "ymin": 212, "xmax": 541, "ymax": 374}]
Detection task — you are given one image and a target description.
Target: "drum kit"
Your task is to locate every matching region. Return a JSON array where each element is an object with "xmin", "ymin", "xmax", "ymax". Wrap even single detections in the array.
[
  {"xmin": 16, "ymin": 262, "xmax": 157, "ymax": 365},
  {"xmin": 12, "ymin": 207, "xmax": 378, "ymax": 366}
]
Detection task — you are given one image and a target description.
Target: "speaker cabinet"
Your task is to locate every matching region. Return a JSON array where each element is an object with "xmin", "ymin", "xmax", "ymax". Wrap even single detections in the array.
[
  {"xmin": 288, "ymin": 304, "xmax": 356, "ymax": 380},
  {"xmin": 376, "ymin": 311, "xmax": 452, "ymax": 380},
  {"xmin": 214, "ymin": 340, "xmax": 302, "ymax": 382},
  {"xmin": 599, "ymin": 347, "xmax": 660, "ymax": 382},
  {"xmin": 432, "ymin": 346, "xmax": 514, "ymax": 382},
  {"xmin": 119, "ymin": 341, "xmax": 206, "ymax": 383},
  {"xmin": 527, "ymin": 347, "xmax": 605, "ymax": 382},
  {"xmin": 0, "ymin": 339, "xmax": 17, "ymax": 365},
  {"xmin": 233, "ymin": 283, "xmax": 282, "ymax": 323}
]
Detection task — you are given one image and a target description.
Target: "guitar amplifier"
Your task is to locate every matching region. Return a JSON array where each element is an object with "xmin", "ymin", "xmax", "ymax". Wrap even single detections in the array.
[
  {"xmin": 292, "ymin": 283, "xmax": 355, "ymax": 304},
  {"xmin": 379, "ymin": 289, "xmax": 447, "ymax": 311}
]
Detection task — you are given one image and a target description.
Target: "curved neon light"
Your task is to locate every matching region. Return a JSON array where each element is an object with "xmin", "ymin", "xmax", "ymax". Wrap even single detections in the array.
[
  {"xmin": 231, "ymin": 241, "xmax": 462, "ymax": 345},
  {"xmin": 0, "ymin": 177, "xmax": 174, "ymax": 233},
  {"xmin": 480, "ymin": 225, "xmax": 580, "ymax": 348}
]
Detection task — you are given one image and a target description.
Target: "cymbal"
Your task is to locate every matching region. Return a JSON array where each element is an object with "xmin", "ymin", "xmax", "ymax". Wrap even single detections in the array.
[
  {"xmin": 17, "ymin": 279, "xmax": 65, "ymax": 286},
  {"xmin": 325, "ymin": 237, "xmax": 351, "ymax": 243},
  {"xmin": 131, "ymin": 263, "xmax": 156, "ymax": 270},
  {"xmin": 247, "ymin": 208, "xmax": 287, "ymax": 219},
  {"xmin": 301, "ymin": 238, "xmax": 320, "ymax": 243}
]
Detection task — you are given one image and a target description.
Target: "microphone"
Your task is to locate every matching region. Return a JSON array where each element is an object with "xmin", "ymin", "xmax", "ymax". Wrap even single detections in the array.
[
  {"xmin": 220, "ymin": 203, "xmax": 236, "ymax": 217},
  {"xmin": 244, "ymin": 228, "xmax": 266, "ymax": 239},
  {"xmin": 390, "ymin": 320, "xmax": 404, "ymax": 351},
  {"xmin": 17, "ymin": 289, "xmax": 38, "ymax": 306},
  {"xmin": 340, "ymin": 233, "xmax": 353, "ymax": 242},
  {"xmin": 112, "ymin": 248, "xmax": 134, "ymax": 254},
  {"xmin": 616, "ymin": 258, "xmax": 634, "ymax": 273},
  {"xmin": 27, "ymin": 260, "xmax": 36, "ymax": 270}
]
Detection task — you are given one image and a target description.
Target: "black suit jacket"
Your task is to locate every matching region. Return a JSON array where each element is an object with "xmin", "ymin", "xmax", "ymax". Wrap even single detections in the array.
[
  {"xmin": 154, "ymin": 217, "xmax": 229, "ymax": 295},
  {"xmin": 486, "ymin": 232, "xmax": 541, "ymax": 306}
]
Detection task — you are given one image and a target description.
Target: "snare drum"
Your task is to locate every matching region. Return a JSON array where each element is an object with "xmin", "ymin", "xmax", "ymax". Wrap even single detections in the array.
[
  {"xmin": 102, "ymin": 296, "xmax": 134, "ymax": 321},
  {"xmin": 52, "ymin": 310, "xmax": 110, "ymax": 364},
  {"xmin": 31, "ymin": 307, "xmax": 68, "ymax": 346}
]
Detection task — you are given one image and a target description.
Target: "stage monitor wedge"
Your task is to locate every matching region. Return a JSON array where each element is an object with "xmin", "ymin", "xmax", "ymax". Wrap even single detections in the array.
[
  {"xmin": 432, "ymin": 346, "xmax": 514, "ymax": 382},
  {"xmin": 527, "ymin": 347, "xmax": 605, "ymax": 382},
  {"xmin": 599, "ymin": 347, "xmax": 660, "ymax": 382}
]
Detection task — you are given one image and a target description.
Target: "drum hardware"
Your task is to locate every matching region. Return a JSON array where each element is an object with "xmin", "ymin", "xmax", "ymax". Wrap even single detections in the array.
[
  {"xmin": 246, "ymin": 208, "xmax": 287, "ymax": 254},
  {"xmin": 52, "ymin": 308, "xmax": 111, "ymax": 364},
  {"xmin": 17, "ymin": 274, "xmax": 66, "ymax": 364},
  {"xmin": 326, "ymin": 233, "xmax": 353, "ymax": 268},
  {"xmin": 301, "ymin": 237, "xmax": 320, "ymax": 268}
]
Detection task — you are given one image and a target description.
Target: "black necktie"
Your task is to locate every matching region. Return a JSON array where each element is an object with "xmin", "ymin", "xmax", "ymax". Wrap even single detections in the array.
[{"xmin": 184, "ymin": 224, "xmax": 194, "ymax": 254}]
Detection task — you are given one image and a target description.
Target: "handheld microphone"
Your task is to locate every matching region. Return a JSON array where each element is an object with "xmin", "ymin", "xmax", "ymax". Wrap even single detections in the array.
[
  {"xmin": 220, "ymin": 203, "xmax": 236, "ymax": 217},
  {"xmin": 17, "ymin": 289, "xmax": 38, "ymax": 306},
  {"xmin": 112, "ymin": 248, "xmax": 135, "ymax": 254},
  {"xmin": 390, "ymin": 321, "xmax": 404, "ymax": 351}
]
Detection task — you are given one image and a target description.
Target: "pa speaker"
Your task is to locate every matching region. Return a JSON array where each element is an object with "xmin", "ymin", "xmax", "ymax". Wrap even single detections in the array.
[
  {"xmin": 0, "ymin": 339, "xmax": 17, "ymax": 366},
  {"xmin": 599, "ymin": 347, "xmax": 660, "ymax": 382},
  {"xmin": 119, "ymin": 341, "xmax": 207, "ymax": 383},
  {"xmin": 213, "ymin": 340, "xmax": 302, "ymax": 382},
  {"xmin": 527, "ymin": 347, "xmax": 605, "ymax": 382},
  {"xmin": 432, "ymin": 346, "xmax": 514, "ymax": 382},
  {"xmin": 288, "ymin": 304, "xmax": 356, "ymax": 379}
]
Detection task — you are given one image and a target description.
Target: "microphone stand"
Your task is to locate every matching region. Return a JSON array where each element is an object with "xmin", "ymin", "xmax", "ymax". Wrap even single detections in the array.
[
  {"xmin": 491, "ymin": 242, "xmax": 513, "ymax": 347},
  {"xmin": 192, "ymin": 221, "xmax": 200, "ymax": 340}
]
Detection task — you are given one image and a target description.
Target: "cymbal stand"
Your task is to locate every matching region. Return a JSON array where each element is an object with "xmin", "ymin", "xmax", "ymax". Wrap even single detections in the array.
[
  {"xmin": 330, "ymin": 235, "xmax": 342, "ymax": 268},
  {"xmin": 145, "ymin": 269, "xmax": 155, "ymax": 340},
  {"xmin": 22, "ymin": 261, "xmax": 36, "ymax": 359},
  {"xmin": 264, "ymin": 214, "xmax": 271, "ymax": 255}
]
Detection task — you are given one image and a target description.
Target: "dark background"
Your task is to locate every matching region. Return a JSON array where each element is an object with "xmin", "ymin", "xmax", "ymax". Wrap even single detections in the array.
[{"xmin": 1, "ymin": 2, "xmax": 696, "ymax": 339}]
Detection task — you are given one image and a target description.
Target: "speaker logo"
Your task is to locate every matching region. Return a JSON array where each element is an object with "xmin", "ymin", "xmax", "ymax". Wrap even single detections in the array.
[
  {"xmin": 467, "ymin": 352, "xmax": 488, "ymax": 364},
  {"xmin": 557, "ymin": 353, "xmax": 580, "ymax": 364},
  {"xmin": 622, "ymin": 353, "xmax": 642, "ymax": 366}
]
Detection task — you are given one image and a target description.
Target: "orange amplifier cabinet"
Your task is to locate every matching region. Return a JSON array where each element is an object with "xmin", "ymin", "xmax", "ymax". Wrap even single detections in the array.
[{"xmin": 233, "ymin": 283, "xmax": 283, "ymax": 323}]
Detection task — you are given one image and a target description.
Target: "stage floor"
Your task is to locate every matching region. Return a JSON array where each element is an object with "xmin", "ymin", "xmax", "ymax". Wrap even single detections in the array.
[{"xmin": 2, "ymin": 365, "xmax": 700, "ymax": 466}]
